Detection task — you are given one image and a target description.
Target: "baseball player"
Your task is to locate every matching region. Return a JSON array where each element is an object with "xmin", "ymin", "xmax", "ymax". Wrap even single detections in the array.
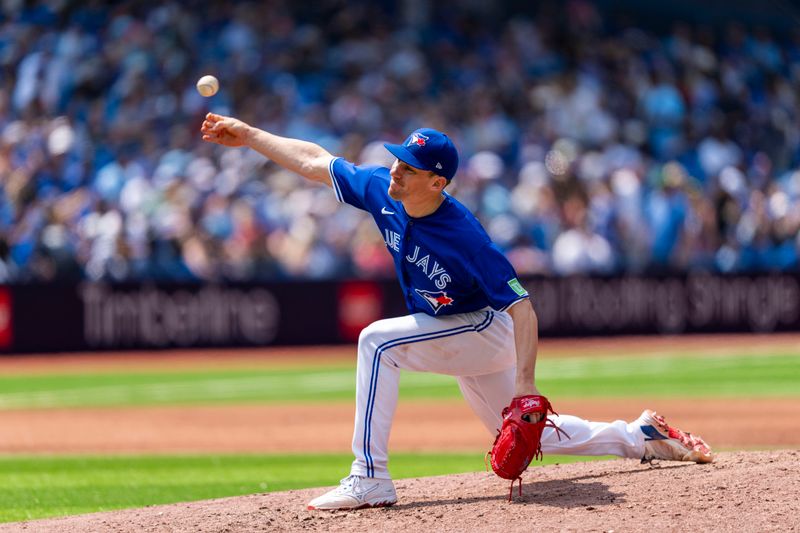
[{"xmin": 200, "ymin": 114, "xmax": 713, "ymax": 510}]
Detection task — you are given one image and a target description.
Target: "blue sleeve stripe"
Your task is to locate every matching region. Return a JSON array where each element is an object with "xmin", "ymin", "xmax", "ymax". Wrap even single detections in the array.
[
  {"xmin": 328, "ymin": 157, "xmax": 344, "ymax": 203},
  {"xmin": 498, "ymin": 294, "xmax": 529, "ymax": 312}
]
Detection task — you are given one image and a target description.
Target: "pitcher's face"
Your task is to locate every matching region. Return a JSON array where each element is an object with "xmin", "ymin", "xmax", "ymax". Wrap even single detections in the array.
[{"xmin": 388, "ymin": 159, "xmax": 444, "ymax": 201}]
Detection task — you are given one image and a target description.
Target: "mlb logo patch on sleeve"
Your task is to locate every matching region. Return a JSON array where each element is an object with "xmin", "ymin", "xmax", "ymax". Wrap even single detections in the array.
[{"xmin": 507, "ymin": 278, "xmax": 528, "ymax": 297}]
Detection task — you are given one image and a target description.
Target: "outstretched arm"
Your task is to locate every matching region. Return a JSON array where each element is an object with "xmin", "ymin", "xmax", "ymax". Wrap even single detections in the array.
[
  {"xmin": 200, "ymin": 113, "xmax": 334, "ymax": 186},
  {"xmin": 506, "ymin": 298, "xmax": 541, "ymax": 398}
]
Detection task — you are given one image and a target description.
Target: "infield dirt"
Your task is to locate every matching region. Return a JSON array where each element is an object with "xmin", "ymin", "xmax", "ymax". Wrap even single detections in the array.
[{"xmin": 2, "ymin": 398, "xmax": 799, "ymax": 454}]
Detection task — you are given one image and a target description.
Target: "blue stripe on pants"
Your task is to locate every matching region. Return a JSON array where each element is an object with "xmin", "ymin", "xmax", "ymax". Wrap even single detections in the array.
[{"xmin": 362, "ymin": 311, "xmax": 495, "ymax": 476}]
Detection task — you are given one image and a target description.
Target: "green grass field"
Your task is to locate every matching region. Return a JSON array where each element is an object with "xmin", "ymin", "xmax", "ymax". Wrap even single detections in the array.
[
  {"xmin": 0, "ymin": 453, "xmax": 611, "ymax": 523},
  {"xmin": 1, "ymin": 349, "xmax": 798, "ymax": 523},
  {"xmin": 1, "ymin": 352, "xmax": 798, "ymax": 409}
]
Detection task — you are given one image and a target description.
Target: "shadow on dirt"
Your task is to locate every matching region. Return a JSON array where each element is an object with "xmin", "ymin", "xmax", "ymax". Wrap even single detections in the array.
[
  {"xmin": 391, "ymin": 479, "xmax": 622, "ymax": 511},
  {"xmin": 393, "ymin": 463, "xmax": 694, "ymax": 510},
  {"xmin": 521, "ymin": 462, "xmax": 694, "ymax": 508}
]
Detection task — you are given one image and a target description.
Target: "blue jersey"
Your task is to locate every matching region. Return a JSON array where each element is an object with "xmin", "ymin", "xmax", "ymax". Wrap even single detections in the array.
[{"xmin": 329, "ymin": 157, "xmax": 529, "ymax": 316}]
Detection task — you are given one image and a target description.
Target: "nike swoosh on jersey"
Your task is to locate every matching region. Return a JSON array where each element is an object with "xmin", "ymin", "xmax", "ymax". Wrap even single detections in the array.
[{"xmin": 381, "ymin": 207, "xmax": 395, "ymax": 215}]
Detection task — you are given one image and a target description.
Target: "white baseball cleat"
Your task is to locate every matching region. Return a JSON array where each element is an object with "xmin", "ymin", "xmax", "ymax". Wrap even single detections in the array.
[
  {"xmin": 637, "ymin": 409, "xmax": 714, "ymax": 463},
  {"xmin": 307, "ymin": 475, "xmax": 397, "ymax": 511}
]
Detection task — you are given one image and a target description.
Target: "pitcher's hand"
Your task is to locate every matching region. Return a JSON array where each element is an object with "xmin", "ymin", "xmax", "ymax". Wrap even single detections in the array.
[{"xmin": 201, "ymin": 113, "xmax": 251, "ymax": 147}]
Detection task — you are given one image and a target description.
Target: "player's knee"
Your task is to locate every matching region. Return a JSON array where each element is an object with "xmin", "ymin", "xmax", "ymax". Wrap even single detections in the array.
[{"xmin": 357, "ymin": 321, "xmax": 390, "ymax": 353}]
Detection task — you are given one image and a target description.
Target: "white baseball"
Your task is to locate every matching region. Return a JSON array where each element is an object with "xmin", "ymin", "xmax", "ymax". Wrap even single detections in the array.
[{"xmin": 196, "ymin": 75, "xmax": 219, "ymax": 97}]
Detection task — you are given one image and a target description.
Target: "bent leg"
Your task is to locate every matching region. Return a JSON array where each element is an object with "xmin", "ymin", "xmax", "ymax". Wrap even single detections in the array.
[
  {"xmin": 455, "ymin": 362, "xmax": 645, "ymax": 459},
  {"xmin": 456, "ymin": 366, "xmax": 515, "ymax": 435},
  {"xmin": 541, "ymin": 414, "xmax": 644, "ymax": 459},
  {"xmin": 350, "ymin": 319, "xmax": 403, "ymax": 480},
  {"xmin": 437, "ymin": 372, "xmax": 642, "ymax": 476},
  {"xmin": 350, "ymin": 309, "xmax": 508, "ymax": 479}
]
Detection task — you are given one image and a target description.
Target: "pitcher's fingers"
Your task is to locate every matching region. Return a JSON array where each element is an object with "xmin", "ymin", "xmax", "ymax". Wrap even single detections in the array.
[
  {"xmin": 202, "ymin": 119, "xmax": 226, "ymax": 134},
  {"xmin": 202, "ymin": 133, "xmax": 223, "ymax": 143}
]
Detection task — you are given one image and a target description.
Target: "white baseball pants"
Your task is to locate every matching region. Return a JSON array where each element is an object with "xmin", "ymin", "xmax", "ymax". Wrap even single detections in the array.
[{"xmin": 350, "ymin": 307, "xmax": 646, "ymax": 479}]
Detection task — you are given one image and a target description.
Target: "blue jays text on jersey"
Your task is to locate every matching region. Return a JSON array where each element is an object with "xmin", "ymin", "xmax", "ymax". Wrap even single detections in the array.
[{"xmin": 328, "ymin": 157, "xmax": 529, "ymax": 316}]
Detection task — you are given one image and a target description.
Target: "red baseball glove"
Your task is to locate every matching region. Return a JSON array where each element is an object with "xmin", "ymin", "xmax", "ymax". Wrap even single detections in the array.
[{"xmin": 487, "ymin": 395, "xmax": 568, "ymax": 500}]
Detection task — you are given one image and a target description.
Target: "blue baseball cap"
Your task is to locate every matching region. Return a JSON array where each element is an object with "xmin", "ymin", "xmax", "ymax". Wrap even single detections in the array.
[{"xmin": 384, "ymin": 128, "xmax": 459, "ymax": 181}]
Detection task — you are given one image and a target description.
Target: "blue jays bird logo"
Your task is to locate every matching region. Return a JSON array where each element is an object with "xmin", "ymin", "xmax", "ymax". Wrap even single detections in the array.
[
  {"xmin": 407, "ymin": 132, "xmax": 429, "ymax": 147},
  {"xmin": 415, "ymin": 289, "xmax": 454, "ymax": 314}
]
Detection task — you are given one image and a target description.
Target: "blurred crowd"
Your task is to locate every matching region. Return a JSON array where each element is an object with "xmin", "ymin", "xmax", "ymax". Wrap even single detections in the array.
[{"xmin": 2, "ymin": 0, "xmax": 800, "ymax": 283}]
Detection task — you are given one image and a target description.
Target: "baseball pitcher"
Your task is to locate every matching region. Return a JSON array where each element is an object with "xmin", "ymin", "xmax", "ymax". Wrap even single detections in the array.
[{"xmin": 201, "ymin": 114, "xmax": 713, "ymax": 510}]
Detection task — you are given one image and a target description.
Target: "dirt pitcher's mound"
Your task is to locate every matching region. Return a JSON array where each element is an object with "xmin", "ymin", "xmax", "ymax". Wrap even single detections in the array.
[{"xmin": 5, "ymin": 451, "xmax": 798, "ymax": 533}]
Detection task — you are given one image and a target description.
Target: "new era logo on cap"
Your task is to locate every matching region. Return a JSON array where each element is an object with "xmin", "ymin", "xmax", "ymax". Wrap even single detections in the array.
[{"xmin": 384, "ymin": 128, "xmax": 459, "ymax": 181}]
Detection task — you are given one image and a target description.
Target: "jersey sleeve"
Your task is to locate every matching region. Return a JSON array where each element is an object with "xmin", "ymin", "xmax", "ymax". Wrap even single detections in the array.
[
  {"xmin": 467, "ymin": 242, "xmax": 530, "ymax": 311},
  {"xmin": 328, "ymin": 157, "xmax": 380, "ymax": 212}
]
